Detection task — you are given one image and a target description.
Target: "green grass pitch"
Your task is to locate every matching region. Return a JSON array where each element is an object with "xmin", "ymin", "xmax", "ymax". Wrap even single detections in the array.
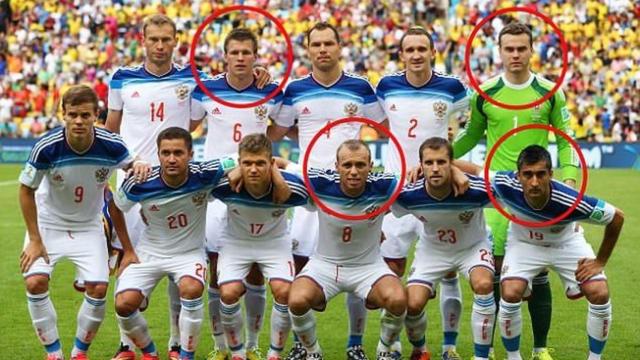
[{"xmin": 1, "ymin": 164, "xmax": 638, "ymax": 359}]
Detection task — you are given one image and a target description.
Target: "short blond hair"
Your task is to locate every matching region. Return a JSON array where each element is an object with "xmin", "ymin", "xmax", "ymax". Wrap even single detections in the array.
[{"xmin": 142, "ymin": 14, "xmax": 176, "ymax": 37}]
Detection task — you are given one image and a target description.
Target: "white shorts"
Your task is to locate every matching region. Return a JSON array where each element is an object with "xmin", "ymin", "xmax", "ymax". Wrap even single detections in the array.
[
  {"xmin": 407, "ymin": 241, "xmax": 495, "ymax": 294},
  {"xmin": 23, "ymin": 227, "xmax": 109, "ymax": 284},
  {"xmin": 380, "ymin": 214, "xmax": 422, "ymax": 259},
  {"xmin": 501, "ymin": 239, "xmax": 606, "ymax": 299},
  {"xmin": 217, "ymin": 237, "xmax": 294, "ymax": 285},
  {"xmin": 297, "ymin": 258, "xmax": 397, "ymax": 310},
  {"xmin": 115, "ymin": 250, "xmax": 207, "ymax": 298},
  {"xmin": 205, "ymin": 200, "xmax": 227, "ymax": 254},
  {"xmin": 290, "ymin": 206, "xmax": 319, "ymax": 257}
]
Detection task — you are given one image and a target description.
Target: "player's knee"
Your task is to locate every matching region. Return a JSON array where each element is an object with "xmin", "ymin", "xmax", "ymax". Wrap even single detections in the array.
[
  {"xmin": 287, "ymin": 290, "xmax": 311, "ymax": 315},
  {"xmin": 179, "ymin": 277, "xmax": 205, "ymax": 300},
  {"xmin": 584, "ymin": 283, "xmax": 609, "ymax": 305},
  {"xmin": 85, "ymin": 283, "xmax": 108, "ymax": 298},
  {"xmin": 115, "ymin": 292, "xmax": 141, "ymax": 317},
  {"xmin": 472, "ymin": 275, "xmax": 494, "ymax": 295},
  {"xmin": 246, "ymin": 264, "xmax": 265, "ymax": 286},
  {"xmin": 219, "ymin": 282, "xmax": 244, "ymax": 304},
  {"xmin": 500, "ymin": 285, "xmax": 523, "ymax": 303},
  {"xmin": 270, "ymin": 281, "xmax": 290, "ymax": 304},
  {"xmin": 386, "ymin": 292, "xmax": 407, "ymax": 316},
  {"xmin": 407, "ymin": 290, "xmax": 428, "ymax": 316},
  {"xmin": 24, "ymin": 275, "xmax": 49, "ymax": 294}
]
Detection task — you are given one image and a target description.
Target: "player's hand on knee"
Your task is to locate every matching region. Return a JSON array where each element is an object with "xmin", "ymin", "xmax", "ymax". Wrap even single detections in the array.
[
  {"xmin": 575, "ymin": 258, "xmax": 604, "ymax": 283},
  {"xmin": 253, "ymin": 66, "xmax": 272, "ymax": 89},
  {"xmin": 451, "ymin": 165, "xmax": 470, "ymax": 196},
  {"xmin": 117, "ymin": 250, "xmax": 139, "ymax": 277},
  {"xmin": 20, "ymin": 240, "xmax": 49, "ymax": 273}
]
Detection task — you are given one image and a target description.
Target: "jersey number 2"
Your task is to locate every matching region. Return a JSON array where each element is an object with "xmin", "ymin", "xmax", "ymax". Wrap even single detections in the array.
[
  {"xmin": 150, "ymin": 102, "xmax": 165, "ymax": 122},
  {"xmin": 408, "ymin": 118, "xmax": 418, "ymax": 138}
]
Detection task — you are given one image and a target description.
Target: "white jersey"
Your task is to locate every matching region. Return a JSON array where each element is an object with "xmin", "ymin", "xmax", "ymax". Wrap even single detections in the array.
[
  {"xmin": 275, "ymin": 72, "xmax": 385, "ymax": 168},
  {"xmin": 306, "ymin": 168, "xmax": 398, "ymax": 265},
  {"xmin": 115, "ymin": 160, "xmax": 230, "ymax": 257},
  {"xmin": 19, "ymin": 127, "xmax": 132, "ymax": 232},
  {"xmin": 391, "ymin": 175, "xmax": 490, "ymax": 250},
  {"xmin": 108, "ymin": 63, "xmax": 203, "ymax": 165},
  {"xmin": 191, "ymin": 73, "xmax": 283, "ymax": 159},
  {"xmin": 492, "ymin": 171, "xmax": 617, "ymax": 246},
  {"xmin": 211, "ymin": 171, "xmax": 308, "ymax": 241},
  {"xmin": 376, "ymin": 71, "xmax": 469, "ymax": 173}
]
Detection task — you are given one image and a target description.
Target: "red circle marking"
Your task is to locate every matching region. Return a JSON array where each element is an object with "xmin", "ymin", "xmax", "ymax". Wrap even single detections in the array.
[
  {"xmin": 483, "ymin": 124, "xmax": 588, "ymax": 228},
  {"xmin": 189, "ymin": 5, "xmax": 294, "ymax": 109},
  {"xmin": 302, "ymin": 117, "xmax": 406, "ymax": 221},
  {"xmin": 464, "ymin": 6, "xmax": 568, "ymax": 110}
]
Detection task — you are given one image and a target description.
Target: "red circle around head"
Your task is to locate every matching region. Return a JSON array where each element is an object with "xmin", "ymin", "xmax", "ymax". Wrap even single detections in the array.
[
  {"xmin": 302, "ymin": 117, "xmax": 406, "ymax": 221},
  {"xmin": 464, "ymin": 6, "xmax": 568, "ymax": 110},
  {"xmin": 483, "ymin": 123, "xmax": 588, "ymax": 228},
  {"xmin": 189, "ymin": 5, "xmax": 294, "ymax": 109}
]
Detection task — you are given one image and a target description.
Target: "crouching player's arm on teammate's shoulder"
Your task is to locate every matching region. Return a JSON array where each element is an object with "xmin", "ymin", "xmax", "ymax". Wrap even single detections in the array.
[
  {"xmin": 270, "ymin": 165, "xmax": 292, "ymax": 204},
  {"xmin": 18, "ymin": 184, "xmax": 49, "ymax": 273},
  {"xmin": 123, "ymin": 157, "xmax": 152, "ymax": 183},
  {"xmin": 575, "ymin": 207, "xmax": 625, "ymax": 283},
  {"xmin": 107, "ymin": 197, "xmax": 139, "ymax": 276},
  {"xmin": 267, "ymin": 123, "xmax": 297, "ymax": 142}
]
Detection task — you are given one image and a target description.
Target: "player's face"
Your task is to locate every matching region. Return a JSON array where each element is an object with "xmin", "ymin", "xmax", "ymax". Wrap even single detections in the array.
[
  {"xmin": 239, "ymin": 150, "xmax": 273, "ymax": 187},
  {"xmin": 158, "ymin": 139, "xmax": 193, "ymax": 177},
  {"xmin": 336, "ymin": 146, "xmax": 372, "ymax": 196},
  {"xmin": 63, "ymin": 102, "xmax": 97, "ymax": 141},
  {"xmin": 307, "ymin": 28, "xmax": 341, "ymax": 72},
  {"xmin": 225, "ymin": 39, "xmax": 257, "ymax": 78},
  {"xmin": 421, "ymin": 147, "xmax": 451, "ymax": 189},
  {"xmin": 143, "ymin": 24, "xmax": 177, "ymax": 66},
  {"xmin": 517, "ymin": 161, "xmax": 553, "ymax": 204},
  {"xmin": 400, "ymin": 34, "xmax": 434, "ymax": 74},
  {"xmin": 499, "ymin": 33, "xmax": 532, "ymax": 75}
]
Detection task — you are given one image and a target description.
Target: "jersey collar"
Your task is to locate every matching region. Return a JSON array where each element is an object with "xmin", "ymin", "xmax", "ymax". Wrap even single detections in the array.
[
  {"xmin": 310, "ymin": 71, "xmax": 344, "ymax": 89},
  {"xmin": 143, "ymin": 63, "xmax": 177, "ymax": 78},
  {"xmin": 500, "ymin": 72, "xmax": 535, "ymax": 90},
  {"xmin": 403, "ymin": 70, "xmax": 435, "ymax": 89}
]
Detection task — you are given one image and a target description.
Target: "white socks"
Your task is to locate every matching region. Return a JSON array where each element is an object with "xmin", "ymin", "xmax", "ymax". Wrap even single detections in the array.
[
  {"xmin": 208, "ymin": 287, "xmax": 227, "ymax": 351},
  {"xmin": 221, "ymin": 300, "xmax": 245, "ymax": 356},
  {"xmin": 244, "ymin": 282, "xmax": 267, "ymax": 349},
  {"xmin": 167, "ymin": 279, "xmax": 181, "ymax": 349},
  {"xmin": 27, "ymin": 291, "xmax": 62, "ymax": 357},
  {"xmin": 269, "ymin": 302, "xmax": 291, "ymax": 356},
  {"xmin": 71, "ymin": 294, "xmax": 106, "ymax": 357},
  {"xmin": 587, "ymin": 301, "xmax": 611, "ymax": 360},
  {"xmin": 498, "ymin": 299, "xmax": 522, "ymax": 360},
  {"xmin": 472, "ymin": 293, "xmax": 495, "ymax": 360}
]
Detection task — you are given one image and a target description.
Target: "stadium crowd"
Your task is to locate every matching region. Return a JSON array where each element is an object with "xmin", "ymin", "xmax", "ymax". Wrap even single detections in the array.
[{"xmin": 0, "ymin": 0, "xmax": 638, "ymax": 141}]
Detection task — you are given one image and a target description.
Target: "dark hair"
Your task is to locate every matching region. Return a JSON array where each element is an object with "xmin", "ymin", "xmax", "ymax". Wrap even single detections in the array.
[
  {"xmin": 62, "ymin": 85, "xmax": 99, "ymax": 112},
  {"xmin": 238, "ymin": 133, "xmax": 273, "ymax": 156},
  {"xmin": 336, "ymin": 139, "xmax": 371, "ymax": 162},
  {"xmin": 498, "ymin": 22, "xmax": 533, "ymax": 48},
  {"xmin": 142, "ymin": 14, "xmax": 177, "ymax": 37},
  {"xmin": 224, "ymin": 28, "xmax": 258, "ymax": 55},
  {"xmin": 156, "ymin": 127, "xmax": 192, "ymax": 151},
  {"xmin": 399, "ymin": 26, "xmax": 434, "ymax": 51},
  {"xmin": 419, "ymin": 137, "xmax": 453, "ymax": 161},
  {"xmin": 517, "ymin": 145, "xmax": 552, "ymax": 171},
  {"xmin": 306, "ymin": 22, "xmax": 340, "ymax": 46}
]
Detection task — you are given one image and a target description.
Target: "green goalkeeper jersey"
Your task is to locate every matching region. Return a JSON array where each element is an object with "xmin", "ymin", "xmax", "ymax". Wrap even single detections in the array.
[{"xmin": 453, "ymin": 73, "xmax": 578, "ymax": 180}]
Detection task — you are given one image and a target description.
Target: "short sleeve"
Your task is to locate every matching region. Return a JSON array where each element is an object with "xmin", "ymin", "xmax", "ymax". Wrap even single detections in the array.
[
  {"xmin": 190, "ymin": 92, "xmax": 206, "ymax": 121},
  {"xmin": 19, "ymin": 162, "xmax": 46, "ymax": 189},
  {"xmin": 107, "ymin": 69, "xmax": 124, "ymax": 111},
  {"xmin": 584, "ymin": 199, "xmax": 616, "ymax": 225},
  {"xmin": 274, "ymin": 84, "xmax": 296, "ymax": 127},
  {"xmin": 114, "ymin": 185, "xmax": 136, "ymax": 212}
]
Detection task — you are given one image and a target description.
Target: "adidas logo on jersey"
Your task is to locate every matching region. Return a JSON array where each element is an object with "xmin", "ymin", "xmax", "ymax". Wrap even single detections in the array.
[
  {"xmin": 390, "ymin": 104, "xmax": 397, "ymax": 111},
  {"xmin": 212, "ymin": 107, "xmax": 222, "ymax": 115},
  {"xmin": 149, "ymin": 204, "xmax": 160, "ymax": 211},
  {"xmin": 131, "ymin": 91, "xmax": 140, "ymax": 98},
  {"xmin": 302, "ymin": 107, "xmax": 311, "ymax": 115}
]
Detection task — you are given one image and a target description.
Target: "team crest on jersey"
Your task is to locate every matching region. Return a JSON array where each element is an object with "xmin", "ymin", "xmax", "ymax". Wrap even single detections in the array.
[
  {"xmin": 254, "ymin": 105, "xmax": 268, "ymax": 122},
  {"xmin": 433, "ymin": 100, "xmax": 448, "ymax": 120},
  {"xmin": 191, "ymin": 191, "xmax": 207, "ymax": 206},
  {"xmin": 95, "ymin": 168, "xmax": 110, "ymax": 183},
  {"xmin": 458, "ymin": 210, "xmax": 474, "ymax": 224},
  {"xmin": 175, "ymin": 84, "xmax": 190, "ymax": 101},
  {"xmin": 272, "ymin": 209, "xmax": 286, "ymax": 218},
  {"xmin": 52, "ymin": 171, "xmax": 64, "ymax": 183},
  {"xmin": 344, "ymin": 102, "xmax": 358, "ymax": 116}
]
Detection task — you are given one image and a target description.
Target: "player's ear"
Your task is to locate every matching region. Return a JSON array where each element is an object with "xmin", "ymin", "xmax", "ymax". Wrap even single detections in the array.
[{"xmin": 188, "ymin": 149, "xmax": 194, "ymax": 160}]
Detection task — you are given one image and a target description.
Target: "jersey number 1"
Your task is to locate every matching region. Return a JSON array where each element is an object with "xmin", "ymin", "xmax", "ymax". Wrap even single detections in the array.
[{"xmin": 150, "ymin": 102, "xmax": 165, "ymax": 122}]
